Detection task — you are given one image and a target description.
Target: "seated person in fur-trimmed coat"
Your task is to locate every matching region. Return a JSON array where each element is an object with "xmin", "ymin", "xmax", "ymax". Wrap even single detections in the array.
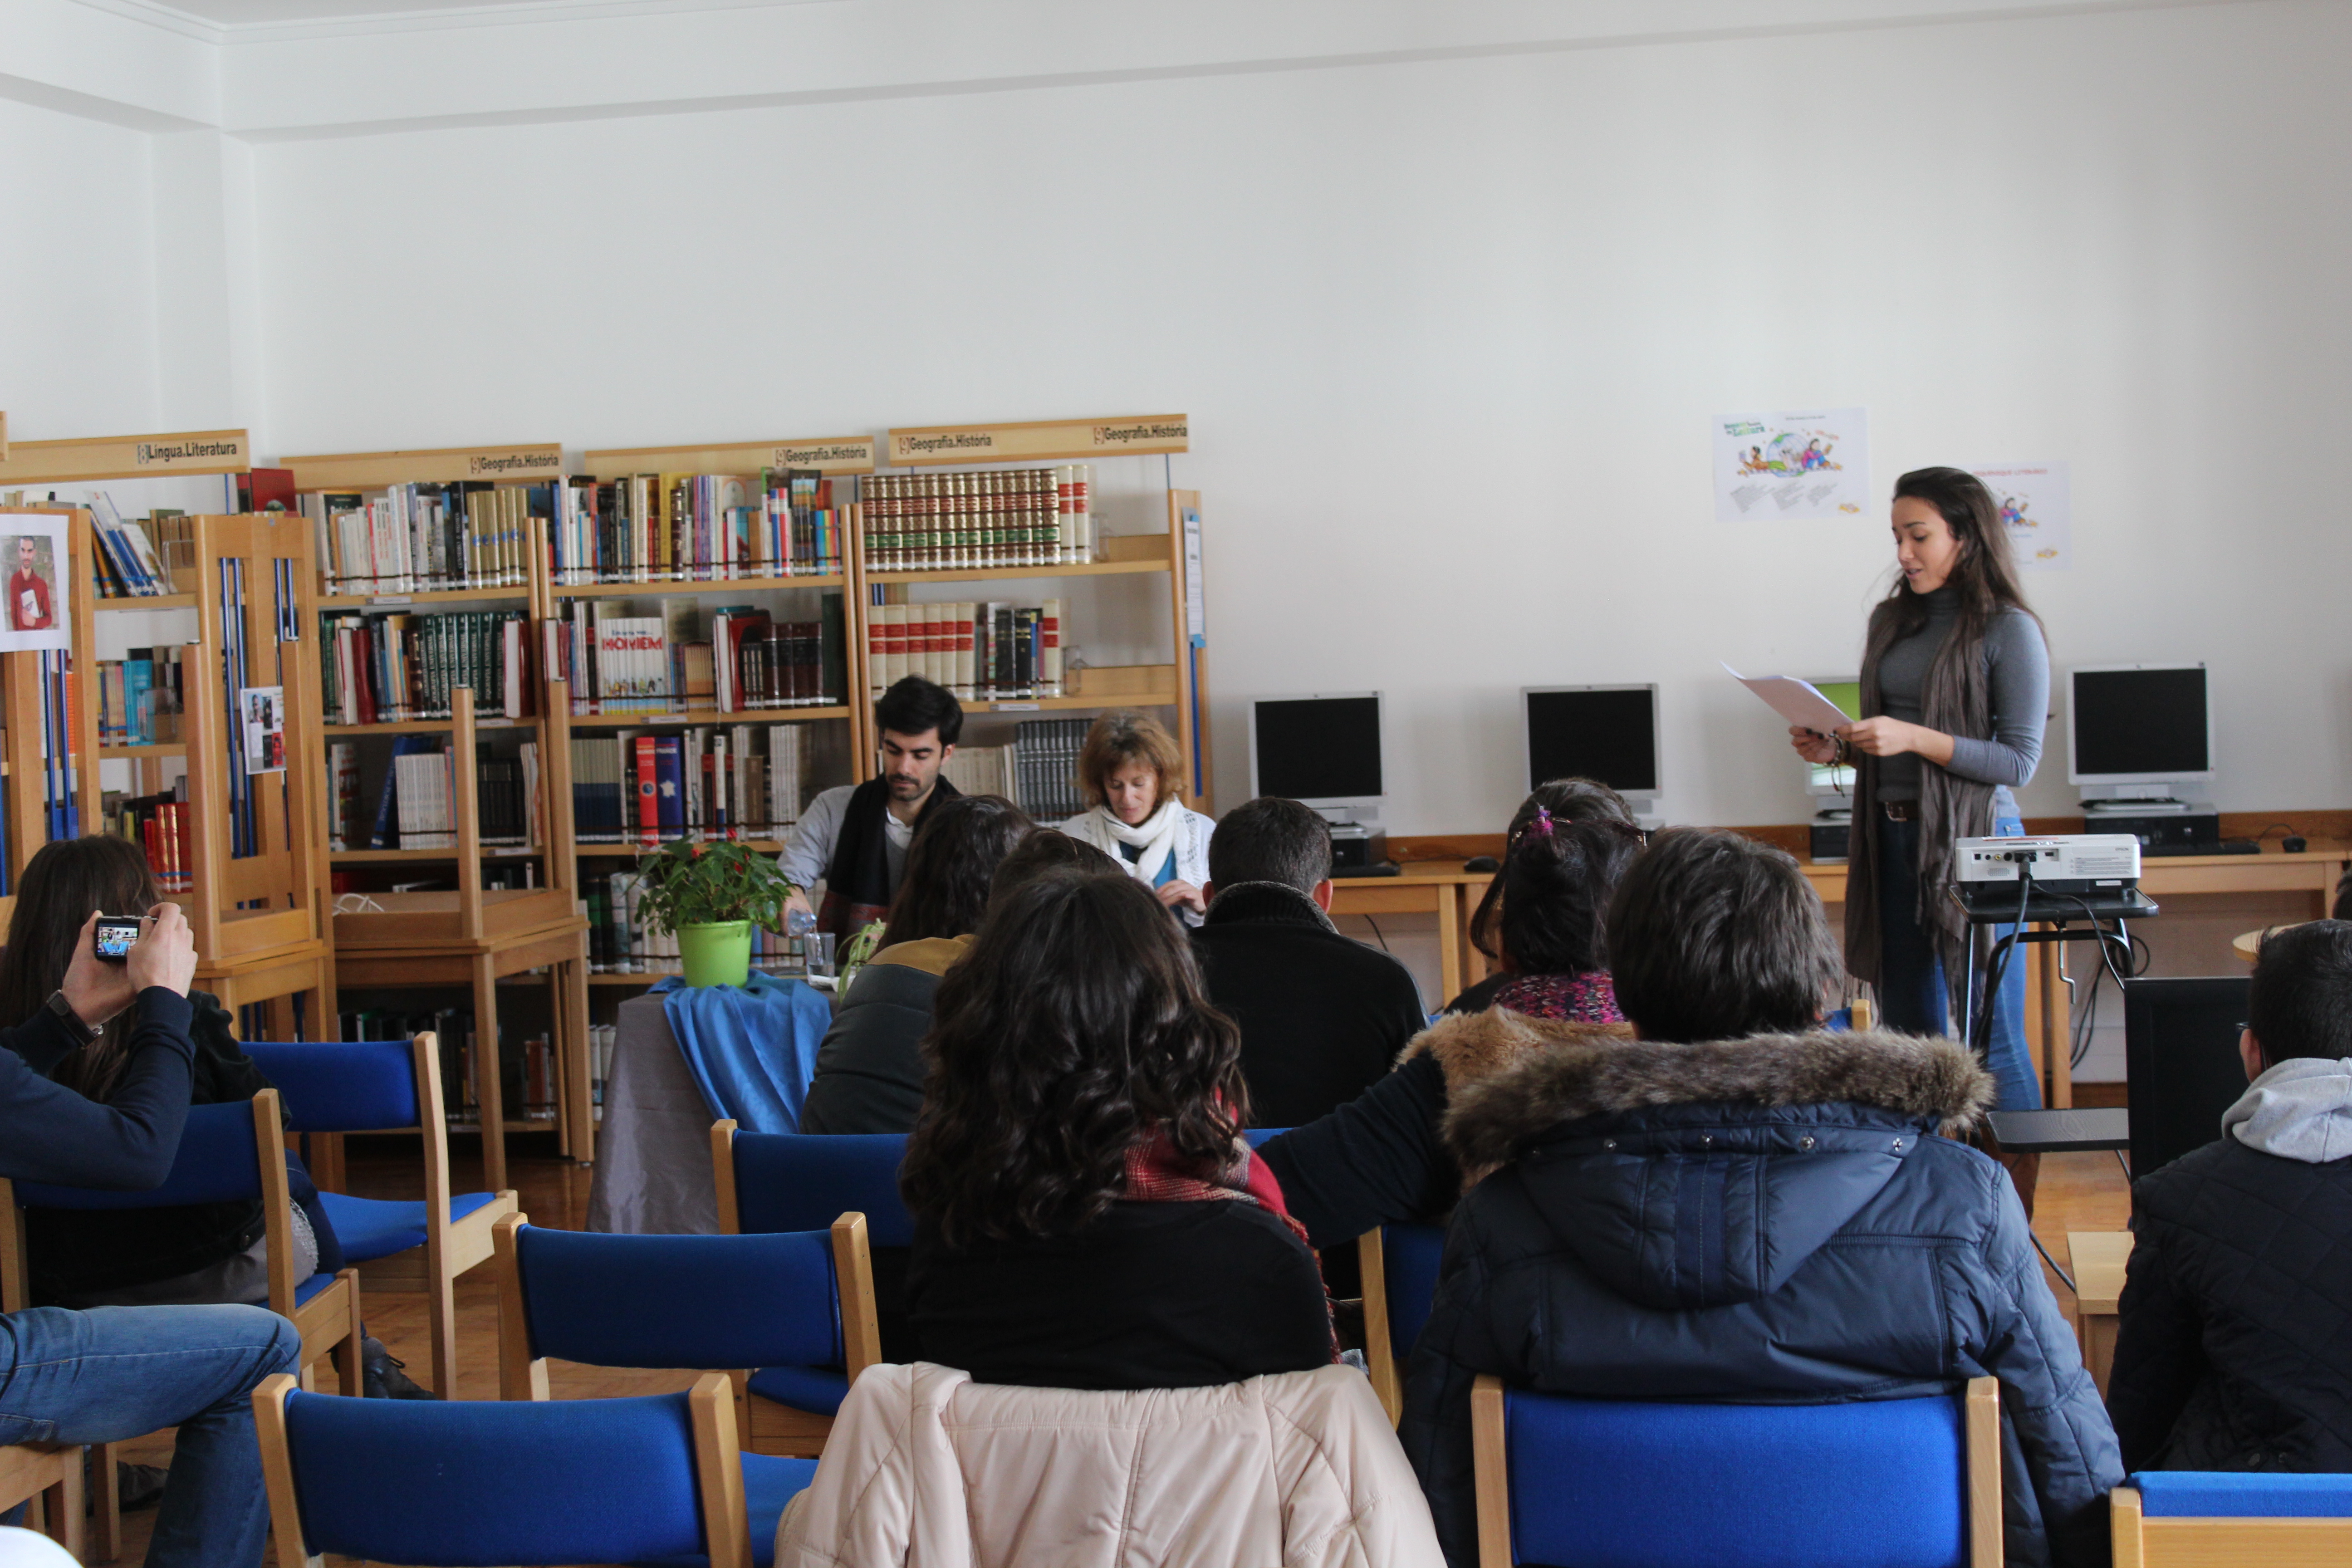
[{"xmin": 1399, "ymin": 828, "xmax": 2121, "ymax": 1568}]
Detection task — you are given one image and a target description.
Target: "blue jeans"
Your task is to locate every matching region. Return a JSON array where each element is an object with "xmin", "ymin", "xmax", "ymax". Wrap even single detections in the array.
[
  {"xmin": 1877, "ymin": 814, "xmax": 2042, "ymax": 1111},
  {"xmin": 0, "ymin": 1304, "xmax": 300, "ymax": 1568}
]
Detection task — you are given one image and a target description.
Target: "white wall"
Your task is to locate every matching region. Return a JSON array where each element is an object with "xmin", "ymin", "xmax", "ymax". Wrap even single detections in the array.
[
  {"xmin": 235, "ymin": 1, "xmax": 2352, "ymax": 833},
  {"xmin": 0, "ymin": 96, "xmax": 161, "ymax": 442}
]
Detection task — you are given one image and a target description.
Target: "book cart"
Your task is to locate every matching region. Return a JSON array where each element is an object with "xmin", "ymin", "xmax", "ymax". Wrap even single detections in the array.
[
  {"xmin": 568, "ymin": 435, "xmax": 873, "ymax": 1014},
  {"xmin": 285, "ymin": 445, "xmax": 590, "ymax": 1190},
  {"xmin": 0, "ymin": 430, "xmax": 339, "ymax": 1048}
]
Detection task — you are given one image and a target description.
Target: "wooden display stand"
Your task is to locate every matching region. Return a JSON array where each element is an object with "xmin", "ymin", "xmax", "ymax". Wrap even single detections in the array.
[{"xmin": 331, "ymin": 684, "xmax": 592, "ymax": 1191}]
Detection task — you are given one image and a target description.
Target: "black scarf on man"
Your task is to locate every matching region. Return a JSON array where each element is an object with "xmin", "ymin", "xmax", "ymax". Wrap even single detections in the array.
[{"xmin": 816, "ymin": 774, "xmax": 961, "ymax": 938}]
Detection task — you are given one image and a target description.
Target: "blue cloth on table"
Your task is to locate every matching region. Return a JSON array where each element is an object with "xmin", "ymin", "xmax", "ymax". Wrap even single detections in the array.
[{"xmin": 652, "ymin": 972, "xmax": 833, "ymax": 1133}]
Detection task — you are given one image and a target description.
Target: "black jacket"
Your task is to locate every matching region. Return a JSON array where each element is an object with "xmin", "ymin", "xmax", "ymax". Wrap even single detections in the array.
[
  {"xmin": 24, "ymin": 991, "xmax": 272, "ymax": 1301},
  {"xmin": 1190, "ymin": 881, "xmax": 1428, "ymax": 1131},
  {"xmin": 906, "ymin": 1201, "xmax": 1332, "ymax": 1391},
  {"xmin": 0, "ymin": 987, "xmax": 194, "ymax": 1190},
  {"xmin": 2107, "ymin": 1114, "xmax": 2352, "ymax": 1471},
  {"xmin": 798, "ymin": 962, "xmax": 943, "ymax": 1137},
  {"xmin": 1400, "ymin": 1027, "xmax": 2121, "ymax": 1568}
]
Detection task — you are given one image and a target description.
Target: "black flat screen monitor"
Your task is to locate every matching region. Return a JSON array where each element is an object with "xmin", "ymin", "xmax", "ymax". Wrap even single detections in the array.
[
  {"xmin": 1250, "ymin": 694, "xmax": 1383, "ymax": 808},
  {"xmin": 2070, "ymin": 665, "xmax": 2214, "ymax": 785},
  {"xmin": 1523, "ymin": 686, "xmax": 1659, "ymax": 800},
  {"xmin": 2124, "ymin": 975, "xmax": 2250, "ymax": 1176}
]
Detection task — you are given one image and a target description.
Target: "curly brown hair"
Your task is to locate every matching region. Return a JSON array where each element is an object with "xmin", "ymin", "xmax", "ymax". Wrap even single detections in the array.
[
  {"xmin": 1075, "ymin": 710, "xmax": 1184, "ymax": 812},
  {"xmin": 899, "ymin": 869, "xmax": 1246, "ymax": 1248}
]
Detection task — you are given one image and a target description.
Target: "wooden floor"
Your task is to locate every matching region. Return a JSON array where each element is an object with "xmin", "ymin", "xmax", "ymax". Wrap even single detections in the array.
[{"xmin": 100, "ymin": 1145, "xmax": 2135, "ymax": 1564}]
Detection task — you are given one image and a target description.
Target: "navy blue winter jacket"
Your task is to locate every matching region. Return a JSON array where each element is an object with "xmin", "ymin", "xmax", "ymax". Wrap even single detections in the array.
[{"xmin": 1398, "ymin": 1022, "xmax": 2122, "ymax": 1568}]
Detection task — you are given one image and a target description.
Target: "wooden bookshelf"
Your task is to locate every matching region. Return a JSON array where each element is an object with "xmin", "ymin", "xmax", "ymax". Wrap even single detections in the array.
[
  {"xmin": 568, "ymin": 705, "xmax": 852, "ymax": 729},
  {"xmin": 548, "ymin": 574, "xmax": 847, "ymax": 598}
]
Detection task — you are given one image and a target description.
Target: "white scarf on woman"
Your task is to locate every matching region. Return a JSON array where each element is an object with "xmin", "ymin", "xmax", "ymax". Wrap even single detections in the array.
[{"xmin": 1090, "ymin": 799, "xmax": 1180, "ymax": 886}]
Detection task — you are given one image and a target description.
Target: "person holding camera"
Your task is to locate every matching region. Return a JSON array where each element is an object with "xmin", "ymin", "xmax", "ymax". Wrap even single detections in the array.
[{"xmin": 0, "ymin": 876, "xmax": 301, "ymax": 1568}]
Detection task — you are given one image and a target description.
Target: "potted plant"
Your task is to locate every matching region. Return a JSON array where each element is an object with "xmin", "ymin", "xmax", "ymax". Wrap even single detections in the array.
[{"xmin": 633, "ymin": 839, "xmax": 793, "ymax": 989}]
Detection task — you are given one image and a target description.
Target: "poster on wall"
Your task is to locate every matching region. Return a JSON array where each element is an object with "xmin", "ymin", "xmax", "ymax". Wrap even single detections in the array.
[
  {"xmin": 1968, "ymin": 461, "xmax": 2070, "ymax": 571},
  {"xmin": 1712, "ymin": 408, "xmax": 1870, "ymax": 523},
  {"xmin": 0, "ymin": 514, "xmax": 69, "ymax": 652}
]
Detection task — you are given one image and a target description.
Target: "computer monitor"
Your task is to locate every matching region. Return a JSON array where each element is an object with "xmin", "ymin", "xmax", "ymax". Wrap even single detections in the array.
[
  {"xmin": 1521, "ymin": 685, "xmax": 1660, "ymax": 813},
  {"xmin": 1249, "ymin": 692, "xmax": 1384, "ymax": 820},
  {"xmin": 2068, "ymin": 663, "xmax": 2215, "ymax": 801},
  {"xmin": 1804, "ymin": 676, "xmax": 1862, "ymax": 798},
  {"xmin": 2124, "ymin": 975, "xmax": 2249, "ymax": 1176}
]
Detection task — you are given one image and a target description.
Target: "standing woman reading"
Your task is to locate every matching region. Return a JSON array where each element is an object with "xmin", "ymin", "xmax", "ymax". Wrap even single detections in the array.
[{"xmin": 1790, "ymin": 469, "xmax": 2050, "ymax": 1193}]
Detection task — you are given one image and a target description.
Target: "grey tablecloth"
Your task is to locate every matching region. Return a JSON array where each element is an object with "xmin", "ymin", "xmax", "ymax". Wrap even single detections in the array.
[{"xmin": 584, "ymin": 995, "xmax": 722, "ymax": 1234}]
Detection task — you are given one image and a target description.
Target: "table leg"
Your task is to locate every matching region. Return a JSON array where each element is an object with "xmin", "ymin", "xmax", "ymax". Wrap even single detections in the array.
[
  {"xmin": 472, "ymin": 951, "xmax": 506, "ymax": 1194},
  {"xmin": 2042, "ymin": 933, "xmax": 2070, "ymax": 1109},
  {"xmin": 1435, "ymin": 884, "xmax": 1461, "ymax": 1007},
  {"xmin": 564, "ymin": 938, "xmax": 594, "ymax": 1165}
]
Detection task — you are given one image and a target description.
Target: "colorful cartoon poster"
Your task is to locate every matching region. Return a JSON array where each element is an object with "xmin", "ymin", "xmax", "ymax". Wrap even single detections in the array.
[
  {"xmin": 1713, "ymin": 408, "xmax": 1870, "ymax": 524},
  {"xmin": 0, "ymin": 514, "xmax": 70, "ymax": 652},
  {"xmin": 1969, "ymin": 461, "xmax": 2070, "ymax": 571}
]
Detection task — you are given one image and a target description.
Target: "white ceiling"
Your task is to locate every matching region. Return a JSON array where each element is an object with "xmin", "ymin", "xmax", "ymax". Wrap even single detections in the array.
[{"xmin": 104, "ymin": 0, "xmax": 824, "ymax": 29}]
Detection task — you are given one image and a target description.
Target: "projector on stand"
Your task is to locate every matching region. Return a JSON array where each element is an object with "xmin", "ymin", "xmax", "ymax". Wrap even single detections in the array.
[{"xmin": 1954, "ymin": 834, "xmax": 2142, "ymax": 898}]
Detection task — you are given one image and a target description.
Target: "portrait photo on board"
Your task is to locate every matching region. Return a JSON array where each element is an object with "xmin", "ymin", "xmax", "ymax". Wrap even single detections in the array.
[{"xmin": 0, "ymin": 515, "xmax": 72, "ymax": 653}]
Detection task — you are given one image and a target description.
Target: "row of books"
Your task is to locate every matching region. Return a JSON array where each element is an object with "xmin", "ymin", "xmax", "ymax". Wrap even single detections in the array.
[
  {"xmin": 87, "ymin": 495, "xmax": 179, "ymax": 598},
  {"xmin": 329, "ymin": 1006, "xmax": 557, "ymax": 1127},
  {"xmin": 320, "ymin": 609, "xmax": 535, "ymax": 725},
  {"xmin": 859, "ymin": 466, "xmax": 1096, "ymax": 571},
  {"xmin": 569, "ymin": 724, "xmax": 831, "ymax": 844},
  {"xmin": 104, "ymin": 793, "xmax": 196, "ymax": 893},
  {"xmin": 548, "ymin": 597, "xmax": 847, "ymax": 716},
  {"xmin": 304, "ymin": 482, "xmax": 533, "ymax": 595},
  {"xmin": 588, "ymin": 872, "xmax": 816, "ymax": 975},
  {"xmin": 937, "ymin": 717, "xmax": 1094, "ymax": 820},
  {"xmin": 328, "ymin": 738, "xmax": 543, "ymax": 850},
  {"xmin": 550, "ymin": 471, "xmax": 848, "ymax": 585},
  {"xmin": 864, "ymin": 599, "xmax": 1063, "ymax": 700},
  {"xmin": 95, "ymin": 649, "xmax": 185, "ymax": 747}
]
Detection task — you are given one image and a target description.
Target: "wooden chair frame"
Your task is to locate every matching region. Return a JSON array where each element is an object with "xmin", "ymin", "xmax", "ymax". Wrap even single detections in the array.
[
  {"xmin": 0, "ymin": 1089, "xmax": 362, "ymax": 1562},
  {"xmin": 252, "ymin": 1369, "xmax": 749, "ymax": 1568},
  {"xmin": 708, "ymin": 1119, "xmax": 886, "ymax": 1455},
  {"xmin": 343, "ymin": 1032, "xmax": 521, "ymax": 1399},
  {"xmin": 1470, "ymin": 1373, "xmax": 2002, "ymax": 1568},
  {"xmin": 1359, "ymin": 1228, "xmax": 1402, "ymax": 1425},
  {"xmin": 2111, "ymin": 1484, "xmax": 2352, "ymax": 1568},
  {"xmin": 0, "ymin": 1442, "xmax": 84, "ymax": 1560},
  {"xmin": 492, "ymin": 1207, "xmax": 880, "ymax": 1455}
]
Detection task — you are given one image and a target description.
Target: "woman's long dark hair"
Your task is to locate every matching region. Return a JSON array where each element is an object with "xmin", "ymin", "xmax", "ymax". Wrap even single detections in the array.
[
  {"xmin": 879, "ymin": 795, "xmax": 1034, "ymax": 949},
  {"xmin": 900, "ymin": 869, "xmax": 1246, "ymax": 1248},
  {"xmin": 0, "ymin": 836, "xmax": 161, "ymax": 1101},
  {"xmin": 1867, "ymin": 467, "xmax": 2039, "ymax": 664},
  {"xmin": 1469, "ymin": 777, "xmax": 1638, "ymax": 970}
]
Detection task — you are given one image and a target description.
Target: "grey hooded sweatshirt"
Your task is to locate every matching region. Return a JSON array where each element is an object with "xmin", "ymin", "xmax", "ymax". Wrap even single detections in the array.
[{"xmin": 2108, "ymin": 1055, "xmax": 2352, "ymax": 1471}]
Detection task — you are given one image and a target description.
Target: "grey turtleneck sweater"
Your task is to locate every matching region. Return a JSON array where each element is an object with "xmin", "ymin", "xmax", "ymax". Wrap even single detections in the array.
[{"xmin": 1872, "ymin": 586, "xmax": 2049, "ymax": 811}]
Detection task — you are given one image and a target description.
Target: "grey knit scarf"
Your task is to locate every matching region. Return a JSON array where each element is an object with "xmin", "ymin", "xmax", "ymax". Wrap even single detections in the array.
[{"xmin": 1843, "ymin": 597, "xmax": 1998, "ymax": 1000}]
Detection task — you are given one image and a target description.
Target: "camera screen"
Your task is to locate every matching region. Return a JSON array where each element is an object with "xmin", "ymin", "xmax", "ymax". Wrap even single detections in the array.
[{"xmin": 94, "ymin": 919, "xmax": 142, "ymax": 959}]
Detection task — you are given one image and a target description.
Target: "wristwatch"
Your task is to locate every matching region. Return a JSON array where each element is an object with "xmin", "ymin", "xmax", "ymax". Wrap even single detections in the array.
[{"xmin": 46, "ymin": 989, "xmax": 100, "ymax": 1043}]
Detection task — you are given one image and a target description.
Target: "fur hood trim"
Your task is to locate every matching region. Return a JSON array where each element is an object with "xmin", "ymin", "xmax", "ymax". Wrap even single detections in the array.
[
  {"xmin": 1401, "ymin": 1008, "xmax": 1634, "ymax": 1101},
  {"xmin": 1444, "ymin": 1028, "xmax": 1994, "ymax": 1171}
]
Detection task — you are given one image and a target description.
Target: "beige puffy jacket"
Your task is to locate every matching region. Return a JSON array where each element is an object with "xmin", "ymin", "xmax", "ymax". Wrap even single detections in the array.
[{"xmin": 774, "ymin": 1362, "xmax": 1444, "ymax": 1568}]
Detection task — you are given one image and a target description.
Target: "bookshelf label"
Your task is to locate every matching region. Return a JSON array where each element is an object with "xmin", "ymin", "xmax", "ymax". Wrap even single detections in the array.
[
  {"xmin": 582, "ymin": 436, "xmax": 877, "ymax": 479},
  {"xmin": 994, "ymin": 701, "xmax": 1042, "ymax": 711},
  {"xmin": 467, "ymin": 449, "xmax": 565, "ymax": 478},
  {"xmin": 0, "ymin": 428, "xmax": 251, "ymax": 483},
  {"xmin": 283, "ymin": 444, "xmax": 564, "ymax": 490},
  {"xmin": 887, "ymin": 415, "xmax": 1189, "ymax": 466},
  {"xmin": 773, "ymin": 439, "xmax": 877, "ymax": 472}
]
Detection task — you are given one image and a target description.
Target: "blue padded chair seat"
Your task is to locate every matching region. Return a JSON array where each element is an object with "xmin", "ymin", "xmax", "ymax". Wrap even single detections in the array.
[
  {"xmin": 1384, "ymin": 1224, "xmax": 1446, "ymax": 1363},
  {"xmin": 292, "ymin": 1272, "xmax": 337, "ymax": 1308},
  {"xmin": 639, "ymin": 1454, "xmax": 817, "ymax": 1568},
  {"xmin": 746, "ymin": 1365, "xmax": 849, "ymax": 1417},
  {"xmin": 2133, "ymin": 1472, "xmax": 2352, "ymax": 1517},
  {"xmin": 320, "ymin": 1190, "xmax": 503, "ymax": 1263},
  {"xmin": 1504, "ymin": 1389, "xmax": 1969, "ymax": 1568}
]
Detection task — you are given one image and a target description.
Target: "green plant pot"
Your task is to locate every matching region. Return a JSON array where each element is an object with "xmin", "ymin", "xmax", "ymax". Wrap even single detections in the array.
[{"xmin": 676, "ymin": 921, "xmax": 753, "ymax": 989}]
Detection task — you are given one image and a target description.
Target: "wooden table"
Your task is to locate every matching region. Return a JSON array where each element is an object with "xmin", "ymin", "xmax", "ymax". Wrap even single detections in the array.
[
  {"xmin": 2068, "ymin": 1230, "xmax": 2134, "ymax": 1396},
  {"xmin": 1328, "ymin": 863, "xmax": 1494, "ymax": 1004}
]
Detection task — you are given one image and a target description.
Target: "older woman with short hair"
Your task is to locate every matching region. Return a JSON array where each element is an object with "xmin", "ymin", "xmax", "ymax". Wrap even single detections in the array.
[{"xmin": 1060, "ymin": 709, "xmax": 1215, "ymax": 921}]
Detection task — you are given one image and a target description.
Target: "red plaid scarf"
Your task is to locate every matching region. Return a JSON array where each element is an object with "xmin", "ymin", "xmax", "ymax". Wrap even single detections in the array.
[{"xmin": 1121, "ymin": 1125, "xmax": 1341, "ymax": 1362}]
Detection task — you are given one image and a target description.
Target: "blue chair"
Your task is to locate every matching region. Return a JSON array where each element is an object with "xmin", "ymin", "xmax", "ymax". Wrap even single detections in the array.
[
  {"xmin": 244, "ymin": 1037, "xmax": 519, "ymax": 1399},
  {"xmin": 252, "ymin": 1370, "xmax": 753, "ymax": 1568},
  {"xmin": 1358, "ymin": 1222, "xmax": 1445, "ymax": 1424},
  {"xmin": 709, "ymin": 1123, "xmax": 906, "ymax": 1454},
  {"xmin": 2113, "ymin": 1473, "xmax": 2352, "ymax": 1566},
  {"xmin": 494, "ymin": 1218, "xmax": 859, "ymax": 1547},
  {"xmin": 1470, "ymin": 1373, "xmax": 2002, "ymax": 1568}
]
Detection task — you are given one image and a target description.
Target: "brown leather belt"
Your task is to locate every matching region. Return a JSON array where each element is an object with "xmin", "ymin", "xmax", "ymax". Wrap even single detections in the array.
[{"xmin": 1882, "ymin": 800, "xmax": 1919, "ymax": 823}]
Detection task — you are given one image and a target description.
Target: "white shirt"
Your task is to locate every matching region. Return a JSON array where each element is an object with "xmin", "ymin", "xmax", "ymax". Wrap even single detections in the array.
[{"xmin": 777, "ymin": 784, "xmax": 921, "ymax": 895}]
